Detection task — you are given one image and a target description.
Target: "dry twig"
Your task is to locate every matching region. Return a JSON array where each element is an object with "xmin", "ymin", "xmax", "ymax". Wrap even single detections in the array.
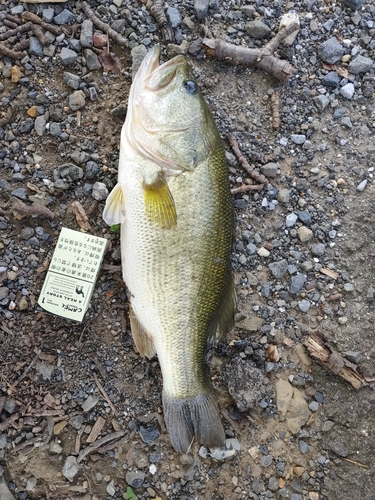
[
  {"xmin": 12, "ymin": 199, "xmax": 55, "ymax": 220},
  {"xmin": 150, "ymin": 0, "xmax": 175, "ymax": 43},
  {"xmin": 77, "ymin": 430, "xmax": 125, "ymax": 463},
  {"xmin": 203, "ymin": 22, "xmax": 299, "ymax": 82},
  {"xmin": 0, "ymin": 43, "xmax": 25, "ymax": 60},
  {"xmin": 305, "ymin": 331, "xmax": 364, "ymax": 389},
  {"xmin": 81, "ymin": 2, "xmax": 128, "ymax": 46},
  {"xmin": 21, "ymin": 11, "xmax": 62, "ymax": 36},
  {"xmin": 0, "ymin": 21, "xmax": 32, "ymax": 41},
  {"xmin": 93, "ymin": 372, "xmax": 118, "ymax": 415},
  {"xmin": 271, "ymin": 92, "xmax": 280, "ymax": 131}
]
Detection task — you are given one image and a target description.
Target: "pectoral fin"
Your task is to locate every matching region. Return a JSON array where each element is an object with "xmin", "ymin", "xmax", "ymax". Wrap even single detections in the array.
[
  {"xmin": 129, "ymin": 307, "xmax": 156, "ymax": 359},
  {"xmin": 103, "ymin": 183, "xmax": 126, "ymax": 226},
  {"xmin": 143, "ymin": 173, "xmax": 177, "ymax": 229}
]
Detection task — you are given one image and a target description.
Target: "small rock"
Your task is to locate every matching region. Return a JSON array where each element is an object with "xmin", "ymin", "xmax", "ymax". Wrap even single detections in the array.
[
  {"xmin": 63, "ymin": 72, "xmax": 80, "ymax": 90},
  {"xmin": 342, "ymin": 0, "xmax": 363, "ymax": 10},
  {"xmin": 166, "ymin": 6, "xmax": 181, "ymax": 27},
  {"xmin": 29, "ymin": 37, "xmax": 44, "ymax": 57},
  {"xmin": 139, "ymin": 424, "xmax": 160, "ymax": 444},
  {"xmin": 35, "ymin": 115, "xmax": 47, "ymax": 136},
  {"xmin": 92, "ymin": 182, "xmax": 109, "ymax": 201},
  {"xmin": 278, "ymin": 189, "xmax": 290, "ymax": 203},
  {"xmin": 343, "ymin": 283, "xmax": 354, "ymax": 292},
  {"xmin": 54, "ymin": 9, "xmax": 75, "ymax": 25},
  {"xmin": 245, "ymin": 20, "xmax": 271, "ymax": 39},
  {"xmin": 311, "ymin": 243, "xmax": 325, "ymax": 256},
  {"xmin": 314, "ymin": 95, "xmax": 330, "ymax": 112},
  {"xmin": 0, "ymin": 287, "xmax": 9, "ymax": 300},
  {"xmin": 236, "ymin": 317, "xmax": 264, "ymax": 332},
  {"xmin": 80, "ymin": 19, "xmax": 93, "ymax": 48},
  {"xmin": 322, "ymin": 71, "xmax": 340, "ymax": 88},
  {"xmin": 62, "ymin": 456, "xmax": 79, "ymax": 481},
  {"xmin": 286, "ymin": 213, "xmax": 298, "ymax": 227},
  {"xmin": 321, "ymin": 420, "xmax": 334, "ymax": 432},
  {"xmin": 81, "ymin": 395, "xmax": 99, "ymax": 412},
  {"xmin": 340, "ymin": 83, "xmax": 355, "ymax": 99},
  {"xmin": 126, "ymin": 470, "xmax": 145, "ymax": 488},
  {"xmin": 308, "ymin": 401, "xmax": 319, "ymax": 412},
  {"xmin": 11, "ymin": 188, "xmax": 27, "ymax": 200},
  {"xmin": 298, "ymin": 211, "xmax": 312, "ymax": 226},
  {"xmin": 348, "ymin": 55, "xmax": 373, "ymax": 74},
  {"xmin": 298, "ymin": 299, "xmax": 310, "ymax": 312},
  {"xmin": 260, "ymin": 162, "xmax": 278, "ymax": 178},
  {"xmin": 50, "ymin": 441, "xmax": 63, "ymax": 454},
  {"xmin": 131, "ymin": 45, "xmax": 148, "ymax": 78},
  {"xmin": 257, "ymin": 247, "xmax": 270, "ymax": 257},
  {"xmin": 106, "ymin": 480, "xmax": 116, "ymax": 496},
  {"xmin": 330, "ymin": 441, "xmax": 348, "ymax": 457},
  {"xmin": 356, "ymin": 179, "xmax": 367, "ymax": 191},
  {"xmin": 84, "ymin": 49, "xmax": 101, "ymax": 70},
  {"xmin": 69, "ymin": 414, "xmax": 84, "ymax": 430},
  {"xmin": 194, "ymin": 0, "xmax": 209, "ymax": 20},
  {"xmin": 69, "ymin": 90, "xmax": 86, "ymax": 110},
  {"xmin": 344, "ymin": 350, "xmax": 363, "ymax": 364},
  {"xmin": 49, "ymin": 122, "xmax": 62, "ymax": 137},
  {"xmin": 226, "ymin": 360, "xmax": 267, "ymax": 412},
  {"xmin": 291, "ymin": 134, "xmax": 306, "ymax": 145},
  {"xmin": 289, "ymin": 274, "xmax": 306, "ymax": 296},
  {"xmin": 299, "ymin": 440, "xmax": 309, "ymax": 454},
  {"xmin": 0, "ymin": 434, "xmax": 7, "ymax": 449},
  {"xmin": 318, "ymin": 37, "xmax": 345, "ymax": 64},
  {"xmin": 60, "ymin": 47, "xmax": 78, "ymax": 66},
  {"xmin": 268, "ymin": 260, "xmax": 288, "ymax": 279},
  {"xmin": 297, "ymin": 226, "xmax": 313, "ymax": 242}
]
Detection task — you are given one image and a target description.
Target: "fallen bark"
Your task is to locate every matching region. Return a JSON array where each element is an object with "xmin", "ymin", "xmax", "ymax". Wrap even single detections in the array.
[
  {"xmin": 271, "ymin": 92, "xmax": 280, "ymax": 130},
  {"xmin": 0, "ymin": 21, "xmax": 32, "ymax": 41},
  {"xmin": 12, "ymin": 199, "xmax": 55, "ymax": 220},
  {"xmin": 81, "ymin": 2, "xmax": 128, "ymax": 47},
  {"xmin": 228, "ymin": 133, "xmax": 268, "ymax": 185},
  {"xmin": 305, "ymin": 331, "xmax": 364, "ymax": 389},
  {"xmin": 21, "ymin": 11, "xmax": 62, "ymax": 36},
  {"xmin": 203, "ymin": 22, "xmax": 299, "ymax": 82}
]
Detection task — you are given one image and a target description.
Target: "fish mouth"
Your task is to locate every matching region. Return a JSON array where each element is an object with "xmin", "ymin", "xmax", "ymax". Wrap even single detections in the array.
[{"xmin": 137, "ymin": 45, "xmax": 187, "ymax": 91}]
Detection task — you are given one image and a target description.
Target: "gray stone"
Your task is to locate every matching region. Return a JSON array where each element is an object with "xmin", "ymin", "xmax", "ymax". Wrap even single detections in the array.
[
  {"xmin": 54, "ymin": 9, "xmax": 75, "ymax": 25},
  {"xmin": 291, "ymin": 134, "xmax": 306, "ymax": 145},
  {"xmin": 277, "ymin": 188, "xmax": 290, "ymax": 203},
  {"xmin": 42, "ymin": 7, "xmax": 54, "ymax": 23},
  {"xmin": 81, "ymin": 395, "xmax": 99, "ymax": 412},
  {"xmin": 0, "ymin": 287, "xmax": 9, "ymax": 300},
  {"xmin": 49, "ymin": 122, "xmax": 62, "ymax": 137},
  {"xmin": 321, "ymin": 71, "xmax": 340, "ymax": 87},
  {"xmin": 226, "ymin": 360, "xmax": 268, "ymax": 412},
  {"xmin": 11, "ymin": 188, "xmax": 27, "ymax": 200},
  {"xmin": 84, "ymin": 49, "xmax": 101, "ymax": 70},
  {"xmin": 166, "ymin": 6, "xmax": 181, "ymax": 27},
  {"xmin": 11, "ymin": 5, "xmax": 24, "ymax": 14},
  {"xmin": 330, "ymin": 441, "xmax": 349, "ymax": 457},
  {"xmin": 342, "ymin": 0, "xmax": 363, "ymax": 10},
  {"xmin": 63, "ymin": 72, "xmax": 80, "ymax": 90},
  {"xmin": 56, "ymin": 163, "xmax": 84, "ymax": 182},
  {"xmin": 298, "ymin": 299, "xmax": 310, "ymax": 312},
  {"xmin": 340, "ymin": 82, "xmax": 355, "ymax": 99},
  {"xmin": 298, "ymin": 211, "xmax": 312, "ymax": 226},
  {"xmin": 289, "ymin": 274, "xmax": 306, "ymax": 296},
  {"xmin": 0, "ymin": 434, "xmax": 7, "ymax": 449},
  {"xmin": 245, "ymin": 20, "xmax": 271, "ymax": 39},
  {"xmin": 318, "ymin": 37, "xmax": 345, "ymax": 64},
  {"xmin": 314, "ymin": 95, "xmax": 330, "ymax": 112},
  {"xmin": 344, "ymin": 351, "xmax": 363, "ymax": 364},
  {"xmin": 80, "ymin": 19, "xmax": 93, "ymax": 47},
  {"xmin": 356, "ymin": 179, "xmax": 367, "ymax": 191},
  {"xmin": 69, "ymin": 90, "xmax": 86, "ymax": 110},
  {"xmin": 194, "ymin": 0, "xmax": 209, "ymax": 20},
  {"xmin": 92, "ymin": 182, "xmax": 109, "ymax": 201},
  {"xmin": 299, "ymin": 440, "xmax": 309, "ymax": 454},
  {"xmin": 19, "ymin": 120, "xmax": 34, "ymax": 134},
  {"xmin": 309, "ymin": 401, "xmax": 319, "ymax": 412},
  {"xmin": 311, "ymin": 243, "xmax": 325, "ymax": 256},
  {"xmin": 126, "ymin": 470, "xmax": 145, "ymax": 488},
  {"xmin": 112, "ymin": 19, "xmax": 126, "ymax": 33},
  {"xmin": 260, "ymin": 162, "xmax": 278, "ymax": 178},
  {"xmin": 341, "ymin": 116, "xmax": 353, "ymax": 128},
  {"xmin": 29, "ymin": 37, "xmax": 44, "ymax": 57},
  {"xmin": 0, "ymin": 479, "xmax": 16, "ymax": 500},
  {"xmin": 60, "ymin": 47, "xmax": 78, "ymax": 66},
  {"xmin": 35, "ymin": 115, "xmax": 46, "ymax": 136},
  {"xmin": 268, "ymin": 259, "xmax": 288, "ymax": 279},
  {"xmin": 85, "ymin": 161, "xmax": 100, "ymax": 179},
  {"xmin": 209, "ymin": 438, "xmax": 241, "ymax": 460},
  {"xmin": 297, "ymin": 226, "xmax": 313, "ymax": 242},
  {"xmin": 286, "ymin": 213, "xmax": 298, "ymax": 227},
  {"xmin": 69, "ymin": 414, "xmax": 84, "ymax": 430},
  {"xmin": 62, "ymin": 456, "xmax": 79, "ymax": 481}
]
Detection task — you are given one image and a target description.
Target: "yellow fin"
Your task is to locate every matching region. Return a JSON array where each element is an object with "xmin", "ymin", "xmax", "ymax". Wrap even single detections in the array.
[
  {"xmin": 129, "ymin": 307, "xmax": 156, "ymax": 359},
  {"xmin": 143, "ymin": 173, "xmax": 177, "ymax": 229},
  {"xmin": 103, "ymin": 183, "xmax": 126, "ymax": 226}
]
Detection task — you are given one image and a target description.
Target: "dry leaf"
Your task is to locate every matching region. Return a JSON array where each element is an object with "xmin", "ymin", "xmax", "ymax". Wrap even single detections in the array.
[
  {"xmin": 70, "ymin": 201, "xmax": 91, "ymax": 232},
  {"xmin": 98, "ymin": 48, "xmax": 120, "ymax": 74}
]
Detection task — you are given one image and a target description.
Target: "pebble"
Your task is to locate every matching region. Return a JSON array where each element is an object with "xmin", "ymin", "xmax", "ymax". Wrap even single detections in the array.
[
  {"xmin": 226, "ymin": 360, "xmax": 266, "ymax": 411},
  {"xmin": 318, "ymin": 37, "xmax": 345, "ymax": 64},
  {"xmin": 344, "ymin": 350, "xmax": 363, "ymax": 364},
  {"xmin": 80, "ymin": 19, "xmax": 93, "ymax": 48},
  {"xmin": 60, "ymin": 47, "xmax": 78, "ymax": 66},
  {"xmin": 286, "ymin": 213, "xmax": 298, "ymax": 227},
  {"xmin": 81, "ymin": 395, "xmax": 99, "ymax": 412},
  {"xmin": 260, "ymin": 162, "xmax": 278, "ymax": 178},
  {"xmin": 106, "ymin": 480, "xmax": 116, "ymax": 496},
  {"xmin": 54, "ymin": 9, "xmax": 75, "ymax": 25},
  {"xmin": 126, "ymin": 470, "xmax": 145, "ymax": 488},
  {"xmin": 84, "ymin": 49, "xmax": 101, "ymax": 70},
  {"xmin": 268, "ymin": 259, "xmax": 288, "ymax": 279},
  {"xmin": 297, "ymin": 226, "xmax": 313, "ymax": 242},
  {"xmin": 311, "ymin": 243, "xmax": 325, "ymax": 256},
  {"xmin": 63, "ymin": 72, "xmax": 80, "ymax": 90},
  {"xmin": 194, "ymin": 0, "xmax": 209, "ymax": 20},
  {"xmin": 348, "ymin": 55, "xmax": 373, "ymax": 74},
  {"xmin": 257, "ymin": 247, "xmax": 270, "ymax": 257},
  {"xmin": 299, "ymin": 440, "xmax": 309, "ymax": 454},
  {"xmin": 290, "ymin": 274, "xmax": 306, "ymax": 296},
  {"xmin": 298, "ymin": 299, "xmax": 310, "ymax": 312},
  {"xmin": 342, "ymin": 0, "xmax": 363, "ymax": 10},
  {"xmin": 291, "ymin": 134, "xmax": 306, "ymax": 145},
  {"xmin": 245, "ymin": 20, "xmax": 271, "ymax": 39},
  {"xmin": 309, "ymin": 401, "xmax": 320, "ymax": 412},
  {"xmin": 29, "ymin": 37, "xmax": 44, "ymax": 57},
  {"xmin": 69, "ymin": 90, "xmax": 86, "ymax": 110},
  {"xmin": 62, "ymin": 456, "xmax": 79, "ymax": 481},
  {"xmin": 356, "ymin": 179, "xmax": 367, "ymax": 191},
  {"xmin": 340, "ymin": 83, "xmax": 355, "ymax": 99},
  {"xmin": 166, "ymin": 6, "xmax": 181, "ymax": 27},
  {"xmin": 92, "ymin": 182, "xmax": 109, "ymax": 201},
  {"xmin": 209, "ymin": 438, "xmax": 241, "ymax": 460},
  {"xmin": 278, "ymin": 189, "xmax": 290, "ymax": 203}
]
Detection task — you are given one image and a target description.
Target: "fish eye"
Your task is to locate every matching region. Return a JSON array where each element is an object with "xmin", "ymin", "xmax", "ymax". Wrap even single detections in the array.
[{"xmin": 184, "ymin": 80, "xmax": 197, "ymax": 94}]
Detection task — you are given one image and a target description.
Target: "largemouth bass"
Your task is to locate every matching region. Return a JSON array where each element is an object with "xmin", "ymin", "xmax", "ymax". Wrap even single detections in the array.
[{"xmin": 103, "ymin": 45, "xmax": 235, "ymax": 453}]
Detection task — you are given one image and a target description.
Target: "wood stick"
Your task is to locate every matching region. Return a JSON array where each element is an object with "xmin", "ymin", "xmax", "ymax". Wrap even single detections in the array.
[
  {"xmin": 228, "ymin": 133, "xmax": 268, "ymax": 184},
  {"xmin": 203, "ymin": 22, "xmax": 299, "ymax": 82},
  {"xmin": 77, "ymin": 430, "xmax": 125, "ymax": 463},
  {"xmin": 93, "ymin": 373, "xmax": 118, "ymax": 416},
  {"xmin": 21, "ymin": 11, "xmax": 62, "ymax": 36},
  {"xmin": 150, "ymin": 0, "xmax": 174, "ymax": 43},
  {"xmin": 0, "ymin": 21, "xmax": 32, "ymax": 41}
]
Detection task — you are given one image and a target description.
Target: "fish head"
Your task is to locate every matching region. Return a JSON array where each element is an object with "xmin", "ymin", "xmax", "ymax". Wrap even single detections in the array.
[{"xmin": 126, "ymin": 45, "xmax": 219, "ymax": 174}]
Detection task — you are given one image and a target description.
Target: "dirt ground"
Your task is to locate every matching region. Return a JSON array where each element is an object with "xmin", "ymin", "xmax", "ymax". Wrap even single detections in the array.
[{"xmin": 1, "ymin": 1, "xmax": 375, "ymax": 499}]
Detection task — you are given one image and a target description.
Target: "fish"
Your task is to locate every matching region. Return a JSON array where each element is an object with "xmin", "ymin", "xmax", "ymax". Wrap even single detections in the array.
[{"xmin": 103, "ymin": 45, "xmax": 236, "ymax": 453}]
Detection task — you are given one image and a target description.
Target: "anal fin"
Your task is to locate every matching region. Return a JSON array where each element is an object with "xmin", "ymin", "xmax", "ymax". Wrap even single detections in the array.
[
  {"xmin": 208, "ymin": 276, "xmax": 237, "ymax": 345},
  {"xmin": 129, "ymin": 307, "xmax": 156, "ymax": 359}
]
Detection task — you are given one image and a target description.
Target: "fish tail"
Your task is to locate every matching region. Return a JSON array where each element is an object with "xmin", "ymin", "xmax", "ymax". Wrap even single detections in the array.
[{"xmin": 163, "ymin": 390, "xmax": 226, "ymax": 453}]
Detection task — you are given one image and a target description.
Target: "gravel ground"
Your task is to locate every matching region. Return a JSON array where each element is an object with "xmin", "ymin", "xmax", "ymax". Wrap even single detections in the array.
[{"xmin": 0, "ymin": 0, "xmax": 375, "ymax": 499}]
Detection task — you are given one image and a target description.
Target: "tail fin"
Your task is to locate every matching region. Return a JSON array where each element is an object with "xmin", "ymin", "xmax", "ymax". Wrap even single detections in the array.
[{"xmin": 163, "ymin": 391, "xmax": 225, "ymax": 453}]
